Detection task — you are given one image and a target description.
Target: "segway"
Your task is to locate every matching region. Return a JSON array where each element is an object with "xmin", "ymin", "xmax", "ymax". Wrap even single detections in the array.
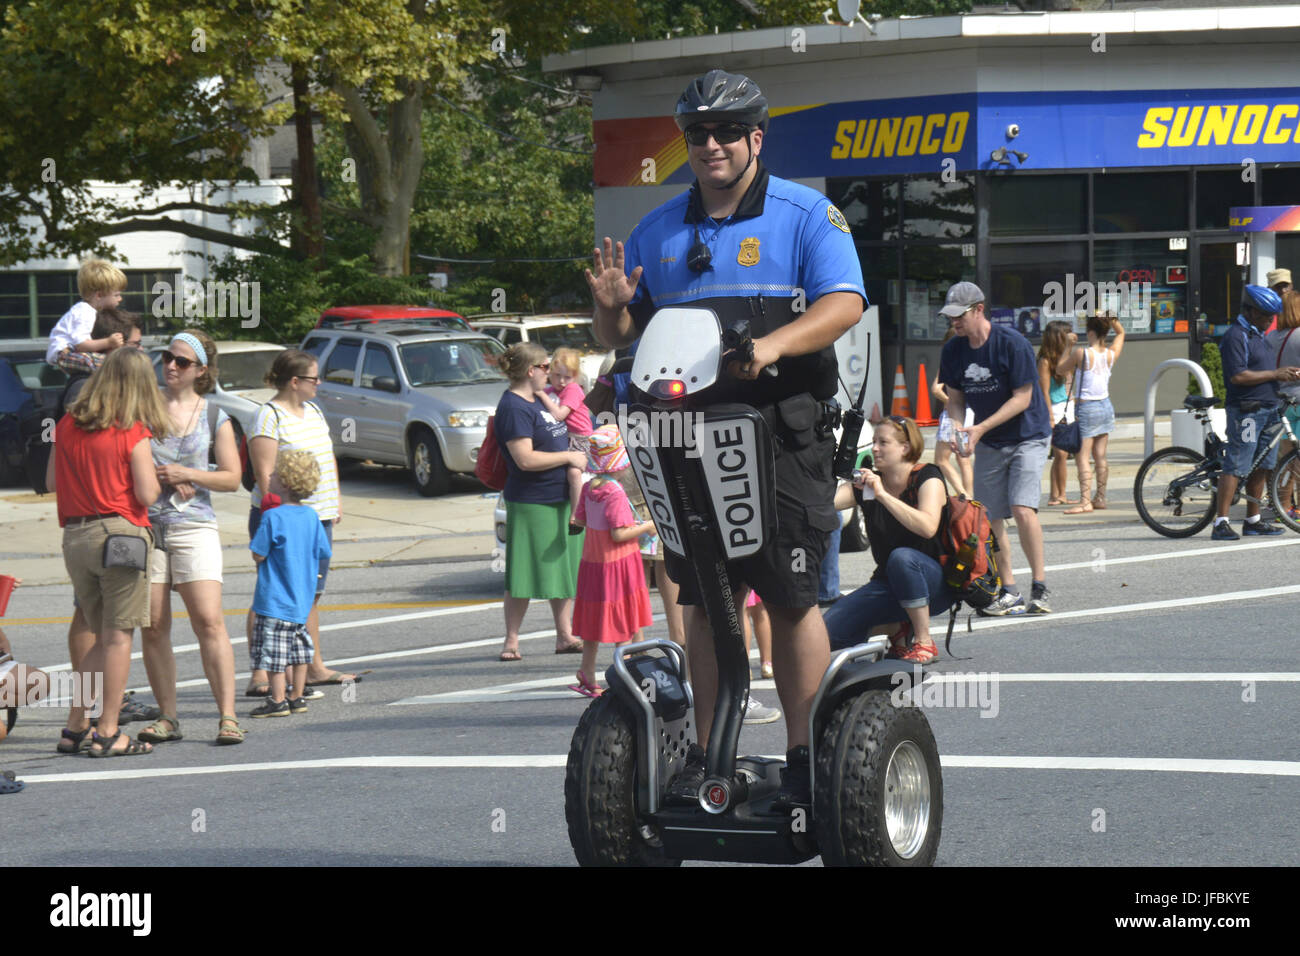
[{"xmin": 564, "ymin": 307, "xmax": 943, "ymax": 866}]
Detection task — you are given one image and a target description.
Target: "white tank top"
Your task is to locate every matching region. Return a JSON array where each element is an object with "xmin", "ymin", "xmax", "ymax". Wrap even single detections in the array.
[{"xmin": 1077, "ymin": 348, "xmax": 1113, "ymax": 401}]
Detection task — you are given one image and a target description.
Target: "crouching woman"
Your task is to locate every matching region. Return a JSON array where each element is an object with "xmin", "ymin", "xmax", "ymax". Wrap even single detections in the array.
[{"xmin": 823, "ymin": 416, "xmax": 951, "ymax": 664}]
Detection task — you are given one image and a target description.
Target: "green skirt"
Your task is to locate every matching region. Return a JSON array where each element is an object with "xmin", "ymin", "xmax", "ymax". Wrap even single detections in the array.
[{"xmin": 504, "ymin": 500, "xmax": 584, "ymax": 599}]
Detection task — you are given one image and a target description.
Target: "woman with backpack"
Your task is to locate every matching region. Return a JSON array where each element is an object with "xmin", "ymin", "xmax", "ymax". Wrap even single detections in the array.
[
  {"xmin": 823, "ymin": 415, "xmax": 951, "ymax": 664},
  {"xmin": 137, "ymin": 330, "xmax": 245, "ymax": 745},
  {"xmin": 243, "ymin": 350, "xmax": 358, "ymax": 698}
]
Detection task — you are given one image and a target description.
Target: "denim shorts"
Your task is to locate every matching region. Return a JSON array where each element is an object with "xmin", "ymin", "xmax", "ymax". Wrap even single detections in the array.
[
  {"xmin": 1075, "ymin": 398, "xmax": 1115, "ymax": 440},
  {"xmin": 1224, "ymin": 405, "xmax": 1280, "ymax": 478}
]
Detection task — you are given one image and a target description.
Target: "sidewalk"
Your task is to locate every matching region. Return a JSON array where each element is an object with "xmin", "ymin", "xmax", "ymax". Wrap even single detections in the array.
[{"xmin": 0, "ymin": 417, "xmax": 1170, "ymax": 587}]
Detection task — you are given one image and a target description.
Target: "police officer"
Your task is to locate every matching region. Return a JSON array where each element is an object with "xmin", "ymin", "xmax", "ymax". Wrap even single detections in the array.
[{"xmin": 587, "ymin": 69, "xmax": 867, "ymax": 808}]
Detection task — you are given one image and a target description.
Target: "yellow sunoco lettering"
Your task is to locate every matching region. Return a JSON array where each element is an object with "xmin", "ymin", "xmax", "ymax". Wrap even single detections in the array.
[
  {"xmin": 851, "ymin": 119, "xmax": 876, "ymax": 158},
  {"xmin": 1168, "ymin": 106, "xmax": 1204, "ymax": 147},
  {"xmin": 831, "ymin": 120, "xmax": 855, "ymax": 159},
  {"xmin": 1137, "ymin": 107, "xmax": 1173, "ymax": 148},
  {"xmin": 1197, "ymin": 105, "xmax": 1238, "ymax": 146},
  {"xmin": 941, "ymin": 111, "xmax": 968, "ymax": 152},
  {"xmin": 897, "ymin": 116, "xmax": 923, "ymax": 156},
  {"xmin": 920, "ymin": 114, "xmax": 945, "ymax": 154},
  {"xmin": 1233, "ymin": 105, "xmax": 1267, "ymax": 143},
  {"xmin": 1263, "ymin": 104, "xmax": 1297, "ymax": 144},
  {"xmin": 872, "ymin": 117, "xmax": 901, "ymax": 157}
]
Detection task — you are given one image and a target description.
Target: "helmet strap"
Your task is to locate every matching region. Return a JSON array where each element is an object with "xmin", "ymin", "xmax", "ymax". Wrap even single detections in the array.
[{"xmin": 718, "ymin": 134, "xmax": 755, "ymax": 192}]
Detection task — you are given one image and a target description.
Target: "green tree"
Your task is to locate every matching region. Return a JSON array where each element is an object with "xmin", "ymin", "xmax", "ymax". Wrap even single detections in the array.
[{"xmin": 1189, "ymin": 340, "xmax": 1227, "ymax": 408}]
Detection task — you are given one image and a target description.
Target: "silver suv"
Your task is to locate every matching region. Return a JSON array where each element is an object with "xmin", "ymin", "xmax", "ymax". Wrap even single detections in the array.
[{"xmin": 300, "ymin": 324, "xmax": 507, "ymax": 496}]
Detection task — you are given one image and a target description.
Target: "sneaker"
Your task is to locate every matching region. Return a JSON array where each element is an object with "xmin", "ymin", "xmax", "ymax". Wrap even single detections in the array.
[
  {"xmin": 287, "ymin": 697, "xmax": 309, "ymax": 714},
  {"xmin": 977, "ymin": 589, "xmax": 1026, "ymax": 617},
  {"xmin": 769, "ymin": 746, "xmax": 812, "ymax": 813},
  {"xmin": 1211, "ymin": 521, "xmax": 1240, "ymax": 540},
  {"xmin": 250, "ymin": 699, "xmax": 290, "ymax": 719},
  {"xmin": 664, "ymin": 743, "xmax": 708, "ymax": 806},
  {"xmin": 118, "ymin": 692, "xmax": 161, "ymax": 724},
  {"xmin": 1027, "ymin": 584, "xmax": 1052, "ymax": 615},
  {"xmin": 742, "ymin": 695, "xmax": 782, "ymax": 725},
  {"xmin": 1243, "ymin": 519, "xmax": 1285, "ymax": 536},
  {"xmin": 288, "ymin": 686, "xmax": 325, "ymax": 701}
]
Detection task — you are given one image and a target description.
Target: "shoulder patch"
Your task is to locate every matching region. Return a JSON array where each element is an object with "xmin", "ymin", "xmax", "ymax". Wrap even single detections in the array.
[{"xmin": 827, "ymin": 204, "xmax": 850, "ymax": 233}]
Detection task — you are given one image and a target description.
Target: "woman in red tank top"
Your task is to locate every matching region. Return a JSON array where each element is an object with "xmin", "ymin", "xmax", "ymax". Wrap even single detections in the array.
[{"xmin": 46, "ymin": 347, "xmax": 170, "ymax": 757}]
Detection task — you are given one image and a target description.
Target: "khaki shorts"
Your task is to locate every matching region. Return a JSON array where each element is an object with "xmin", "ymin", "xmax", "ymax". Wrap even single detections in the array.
[
  {"xmin": 62, "ymin": 516, "xmax": 153, "ymax": 632},
  {"xmin": 150, "ymin": 522, "xmax": 224, "ymax": 586}
]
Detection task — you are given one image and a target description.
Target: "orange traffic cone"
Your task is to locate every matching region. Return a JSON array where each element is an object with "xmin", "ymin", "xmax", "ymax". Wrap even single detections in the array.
[
  {"xmin": 889, "ymin": 364, "xmax": 912, "ymax": 419},
  {"xmin": 868, "ymin": 402, "xmax": 883, "ymax": 424},
  {"xmin": 914, "ymin": 363, "xmax": 937, "ymax": 426}
]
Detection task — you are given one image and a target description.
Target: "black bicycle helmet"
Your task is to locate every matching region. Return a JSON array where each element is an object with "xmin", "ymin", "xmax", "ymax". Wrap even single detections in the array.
[{"xmin": 674, "ymin": 69, "xmax": 769, "ymax": 132}]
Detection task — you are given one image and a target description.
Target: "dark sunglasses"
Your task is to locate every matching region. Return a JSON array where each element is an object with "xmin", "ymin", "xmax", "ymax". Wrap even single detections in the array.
[
  {"xmin": 295, "ymin": 374, "xmax": 320, "ymax": 384},
  {"xmin": 532, "ymin": 362, "xmax": 551, "ymax": 372},
  {"xmin": 161, "ymin": 350, "xmax": 199, "ymax": 370},
  {"xmin": 684, "ymin": 124, "xmax": 752, "ymax": 147}
]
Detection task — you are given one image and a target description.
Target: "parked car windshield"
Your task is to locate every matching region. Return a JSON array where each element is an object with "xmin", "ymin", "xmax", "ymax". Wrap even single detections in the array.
[
  {"xmin": 400, "ymin": 339, "xmax": 507, "ymax": 387},
  {"xmin": 7, "ymin": 357, "xmax": 68, "ymax": 391},
  {"xmin": 530, "ymin": 322, "xmax": 601, "ymax": 353},
  {"xmin": 217, "ymin": 350, "xmax": 283, "ymax": 391}
]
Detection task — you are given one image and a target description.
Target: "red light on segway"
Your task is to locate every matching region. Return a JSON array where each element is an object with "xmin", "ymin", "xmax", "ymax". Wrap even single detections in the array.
[{"xmin": 649, "ymin": 379, "xmax": 687, "ymax": 400}]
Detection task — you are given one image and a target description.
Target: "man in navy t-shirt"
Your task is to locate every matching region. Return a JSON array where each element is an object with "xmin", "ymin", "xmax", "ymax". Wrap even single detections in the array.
[{"xmin": 939, "ymin": 282, "xmax": 1053, "ymax": 615}]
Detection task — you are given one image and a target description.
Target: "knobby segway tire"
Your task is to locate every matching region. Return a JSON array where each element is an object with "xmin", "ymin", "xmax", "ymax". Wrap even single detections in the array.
[
  {"xmin": 1269, "ymin": 449, "xmax": 1300, "ymax": 534},
  {"xmin": 564, "ymin": 693, "xmax": 680, "ymax": 867},
  {"xmin": 1133, "ymin": 446, "xmax": 1217, "ymax": 538},
  {"xmin": 815, "ymin": 690, "xmax": 942, "ymax": 867}
]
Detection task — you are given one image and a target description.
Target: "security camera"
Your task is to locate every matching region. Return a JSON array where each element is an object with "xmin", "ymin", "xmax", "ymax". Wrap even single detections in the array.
[{"xmin": 1007, "ymin": 124, "xmax": 1020, "ymax": 139}]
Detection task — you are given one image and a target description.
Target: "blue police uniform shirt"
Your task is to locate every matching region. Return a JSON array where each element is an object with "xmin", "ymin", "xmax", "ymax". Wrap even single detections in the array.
[
  {"xmin": 251, "ymin": 504, "xmax": 332, "ymax": 625},
  {"xmin": 623, "ymin": 162, "xmax": 867, "ymax": 403},
  {"xmin": 495, "ymin": 389, "xmax": 570, "ymax": 504},
  {"xmin": 939, "ymin": 325, "xmax": 1051, "ymax": 447},
  {"xmin": 1221, "ymin": 314, "xmax": 1280, "ymax": 408}
]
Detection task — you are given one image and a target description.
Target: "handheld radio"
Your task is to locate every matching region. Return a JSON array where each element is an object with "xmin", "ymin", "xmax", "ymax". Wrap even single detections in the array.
[{"xmin": 832, "ymin": 332, "xmax": 870, "ymax": 480}]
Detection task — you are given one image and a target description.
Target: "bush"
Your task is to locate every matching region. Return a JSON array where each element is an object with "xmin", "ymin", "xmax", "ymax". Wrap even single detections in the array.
[{"xmin": 1188, "ymin": 340, "xmax": 1226, "ymax": 408}]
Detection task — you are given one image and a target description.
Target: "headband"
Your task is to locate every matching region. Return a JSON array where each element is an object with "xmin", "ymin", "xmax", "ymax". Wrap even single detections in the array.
[{"xmin": 170, "ymin": 333, "xmax": 207, "ymax": 367}]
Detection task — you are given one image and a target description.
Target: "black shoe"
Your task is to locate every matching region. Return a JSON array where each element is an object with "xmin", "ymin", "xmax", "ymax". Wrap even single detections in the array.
[
  {"xmin": 288, "ymin": 697, "xmax": 309, "ymax": 714},
  {"xmin": 768, "ymin": 746, "xmax": 812, "ymax": 813},
  {"xmin": 664, "ymin": 744, "xmax": 707, "ymax": 807},
  {"xmin": 119, "ymin": 692, "xmax": 161, "ymax": 724}
]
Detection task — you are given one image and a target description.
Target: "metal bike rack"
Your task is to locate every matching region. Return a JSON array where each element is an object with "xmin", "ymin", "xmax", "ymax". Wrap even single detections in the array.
[{"xmin": 1145, "ymin": 359, "xmax": 1214, "ymax": 458}]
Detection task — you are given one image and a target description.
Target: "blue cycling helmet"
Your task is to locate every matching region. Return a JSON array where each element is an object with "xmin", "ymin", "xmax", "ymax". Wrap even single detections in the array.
[{"xmin": 1243, "ymin": 284, "xmax": 1282, "ymax": 315}]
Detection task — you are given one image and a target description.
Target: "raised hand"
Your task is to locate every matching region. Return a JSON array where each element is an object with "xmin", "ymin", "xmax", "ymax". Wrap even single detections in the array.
[{"xmin": 584, "ymin": 237, "xmax": 643, "ymax": 313}]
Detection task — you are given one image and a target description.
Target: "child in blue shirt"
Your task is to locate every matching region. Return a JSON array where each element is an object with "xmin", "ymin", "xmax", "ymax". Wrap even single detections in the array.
[{"xmin": 249, "ymin": 449, "xmax": 332, "ymax": 718}]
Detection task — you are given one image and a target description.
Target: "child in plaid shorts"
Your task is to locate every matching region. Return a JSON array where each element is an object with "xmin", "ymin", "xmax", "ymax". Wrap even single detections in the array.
[{"xmin": 248, "ymin": 449, "xmax": 332, "ymax": 718}]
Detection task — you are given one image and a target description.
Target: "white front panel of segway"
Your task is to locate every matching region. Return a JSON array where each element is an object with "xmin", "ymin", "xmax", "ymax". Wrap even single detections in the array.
[
  {"xmin": 697, "ymin": 416, "xmax": 765, "ymax": 559},
  {"xmin": 631, "ymin": 308, "xmax": 721, "ymax": 398},
  {"xmin": 625, "ymin": 429, "xmax": 687, "ymax": 558}
]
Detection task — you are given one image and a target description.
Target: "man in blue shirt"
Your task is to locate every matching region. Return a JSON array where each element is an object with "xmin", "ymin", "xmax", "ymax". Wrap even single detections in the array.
[
  {"xmin": 939, "ymin": 282, "xmax": 1054, "ymax": 615},
  {"xmin": 587, "ymin": 69, "xmax": 866, "ymax": 810},
  {"xmin": 1212, "ymin": 285, "xmax": 1300, "ymax": 540}
]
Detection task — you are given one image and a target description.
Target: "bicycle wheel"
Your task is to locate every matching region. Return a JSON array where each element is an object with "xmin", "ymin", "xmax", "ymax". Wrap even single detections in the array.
[
  {"xmin": 1133, "ymin": 446, "xmax": 1217, "ymax": 538},
  {"xmin": 1268, "ymin": 449, "xmax": 1300, "ymax": 534}
]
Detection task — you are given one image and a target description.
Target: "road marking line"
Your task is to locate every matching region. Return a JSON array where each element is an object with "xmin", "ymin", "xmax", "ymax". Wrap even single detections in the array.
[
  {"xmin": 20, "ymin": 753, "xmax": 1300, "ymax": 785},
  {"xmin": 1009, "ymin": 535, "xmax": 1300, "ymax": 577},
  {"xmin": 0, "ymin": 599, "xmax": 492, "ymax": 628}
]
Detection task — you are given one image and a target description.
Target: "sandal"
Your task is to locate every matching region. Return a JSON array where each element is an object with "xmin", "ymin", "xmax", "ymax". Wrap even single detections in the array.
[
  {"xmin": 760, "ymin": 661, "xmax": 774, "ymax": 679},
  {"xmin": 87, "ymin": 731, "xmax": 153, "ymax": 758},
  {"xmin": 1046, "ymin": 498, "xmax": 1066, "ymax": 506},
  {"xmin": 137, "ymin": 715, "xmax": 183, "ymax": 743},
  {"xmin": 568, "ymin": 670, "xmax": 604, "ymax": 698},
  {"xmin": 884, "ymin": 622, "xmax": 914, "ymax": 659},
  {"xmin": 244, "ymin": 682, "xmax": 271, "ymax": 698},
  {"xmin": 897, "ymin": 640, "xmax": 939, "ymax": 665},
  {"xmin": 56, "ymin": 726, "xmax": 94, "ymax": 755},
  {"xmin": 1063, "ymin": 503, "xmax": 1094, "ymax": 515},
  {"xmin": 554, "ymin": 640, "xmax": 583, "ymax": 654},
  {"xmin": 216, "ymin": 715, "xmax": 245, "ymax": 746},
  {"xmin": 499, "ymin": 648, "xmax": 522, "ymax": 662},
  {"xmin": 304, "ymin": 671, "xmax": 362, "ymax": 686}
]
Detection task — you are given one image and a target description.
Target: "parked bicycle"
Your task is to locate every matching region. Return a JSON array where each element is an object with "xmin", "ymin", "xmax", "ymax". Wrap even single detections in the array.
[{"xmin": 1134, "ymin": 394, "xmax": 1300, "ymax": 537}]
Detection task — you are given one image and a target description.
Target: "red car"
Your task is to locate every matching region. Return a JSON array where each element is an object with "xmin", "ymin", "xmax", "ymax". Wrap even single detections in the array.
[{"xmin": 316, "ymin": 305, "xmax": 471, "ymax": 331}]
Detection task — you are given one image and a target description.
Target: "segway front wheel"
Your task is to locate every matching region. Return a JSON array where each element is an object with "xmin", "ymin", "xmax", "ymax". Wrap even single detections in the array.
[
  {"xmin": 564, "ymin": 693, "xmax": 680, "ymax": 867},
  {"xmin": 815, "ymin": 690, "xmax": 942, "ymax": 866}
]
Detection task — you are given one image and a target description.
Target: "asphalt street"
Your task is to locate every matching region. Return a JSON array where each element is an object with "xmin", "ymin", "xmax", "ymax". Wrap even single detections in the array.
[{"xmin": 2, "ymin": 477, "xmax": 1297, "ymax": 868}]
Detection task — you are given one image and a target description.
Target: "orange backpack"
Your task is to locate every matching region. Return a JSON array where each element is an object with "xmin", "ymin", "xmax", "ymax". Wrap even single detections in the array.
[{"xmin": 938, "ymin": 493, "xmax": 1003, "ymax": 657}]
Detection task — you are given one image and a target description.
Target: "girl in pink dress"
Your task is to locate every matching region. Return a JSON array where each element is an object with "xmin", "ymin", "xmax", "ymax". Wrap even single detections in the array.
[{"xmin": 568, "ymin": 425, "xmax": 655, "ymax": 697}]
